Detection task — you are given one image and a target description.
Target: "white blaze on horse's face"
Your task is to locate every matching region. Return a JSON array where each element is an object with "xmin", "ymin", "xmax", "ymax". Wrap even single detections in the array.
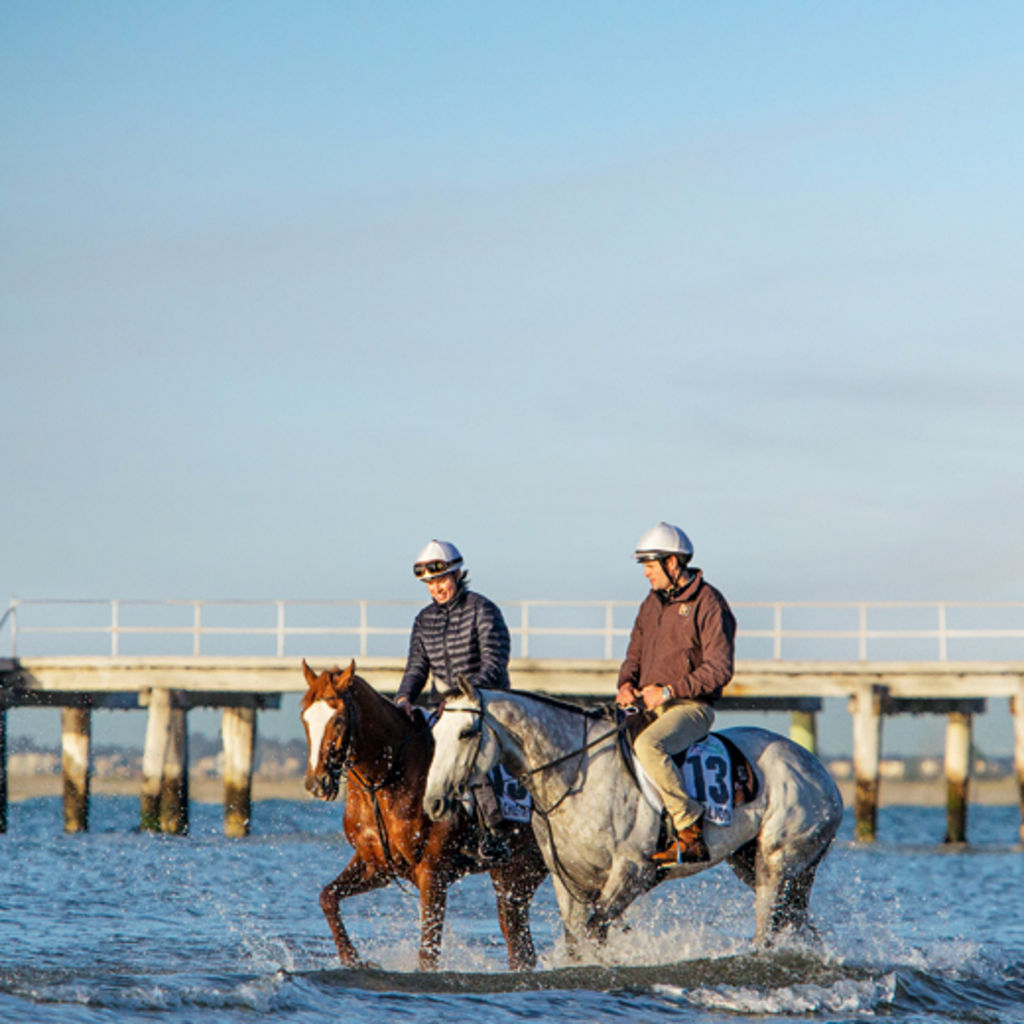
[{"xmin": 302, "ymin": 699, "xmax": 337, "ymax": 774}]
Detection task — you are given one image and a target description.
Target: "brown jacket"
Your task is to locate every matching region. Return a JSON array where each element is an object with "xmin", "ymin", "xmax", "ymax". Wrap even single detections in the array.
[{"xmin": 617, "ymin": 569, "xmax": 736, "ymax": 703}]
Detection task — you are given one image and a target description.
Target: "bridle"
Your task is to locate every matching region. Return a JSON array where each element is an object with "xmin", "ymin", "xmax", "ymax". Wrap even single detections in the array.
[
  {"xmin": 318, "ymin": 684, "xmax": 417, "ymax": 886},
  {"xmin": 440, "ymin": 691, "xmax": 633, "ymax": 906}
]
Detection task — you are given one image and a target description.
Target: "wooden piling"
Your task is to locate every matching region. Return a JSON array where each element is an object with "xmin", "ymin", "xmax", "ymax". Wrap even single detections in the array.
[
  {"xmin": 140, "ymin": 688, "xmax": 173, "ymax": 831},
  {"xmin": 943, "ymin": 710, "xmax": 971, "ymax": 843},
  {"xmin": 1013, "ymin": 692, "xmax": 1024, "ymax": 845},
  {"xmin": 61, "ymin": 706, "xmax": 91, "ymax": 833},
  {"xmin": 850, "ymin": 685, "xmax": 885, "ymax": 842},
  {"xmin": 159, "ymin": 704, "xmax": 189, "ymax": 835},
  {"xmin": 0, "ymin": 705, "xmax": 7, "ymax": 834},
  {"xmin": 222, "ymin": 705, "xmax": 257, "ymax": 838},
  {"xmin": 789, "ymin": 709, "xmax": 817, "ymax": 753}
]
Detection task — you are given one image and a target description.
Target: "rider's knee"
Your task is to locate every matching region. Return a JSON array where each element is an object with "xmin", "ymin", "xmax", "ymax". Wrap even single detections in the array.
[{"xmin": 634, "ymin": 728, "xmax": 669, "ymax": 763}]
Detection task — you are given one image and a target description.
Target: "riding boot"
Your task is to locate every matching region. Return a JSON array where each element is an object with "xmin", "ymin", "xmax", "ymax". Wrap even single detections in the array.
[
  {"xmin": 651, "ymin": 815, "xmax": 709, "ymax": 865},
  {"xmin": 476, "ymin": 826, "xmax": 511, "ymax": 866},
  {"xmin": 465, "ymin": 781, "xmax": 511, "ymax": 866}
]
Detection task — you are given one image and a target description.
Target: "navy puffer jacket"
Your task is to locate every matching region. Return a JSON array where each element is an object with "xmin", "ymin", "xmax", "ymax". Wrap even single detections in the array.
[{"xmin": 397, "ymin": 586, "xmax": 511, "ymax": 705}]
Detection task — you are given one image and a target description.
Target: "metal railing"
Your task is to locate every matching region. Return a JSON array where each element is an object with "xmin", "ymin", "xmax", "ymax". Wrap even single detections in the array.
[{"xmin": 3, "ymin": 597, "xmax": 1024, "ymax": 662}]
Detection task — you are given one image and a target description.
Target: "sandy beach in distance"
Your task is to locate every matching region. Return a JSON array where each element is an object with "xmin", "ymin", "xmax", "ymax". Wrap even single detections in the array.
[
  {"xmin": 6, "ymin": 773, "xmax": 1019, "ymax": 807},
  {"xmin": 7, "ymin": 774, "xmax": 312, "ymax": 803}
]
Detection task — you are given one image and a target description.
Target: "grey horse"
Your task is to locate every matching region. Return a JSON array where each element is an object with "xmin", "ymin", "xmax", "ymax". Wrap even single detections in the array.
[{"xmin": 424, "ymin": 679, "xmax": 843, "ymax": 958}]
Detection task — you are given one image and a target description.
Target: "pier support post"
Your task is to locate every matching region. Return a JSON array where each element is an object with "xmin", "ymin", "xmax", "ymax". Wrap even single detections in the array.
[
  {"xmin": 61, "ymin": 706, "xmax": 91, "ymax": 833},
  {"xmin": 850, "ymin": 685, "xmax": 885, "ymax": 843},
  {"xmin": 1012, "ymin": 691, "xmax": 1024, "ymax": 845},
  {"xmin": 141, "ymin": 689, "xmax": 173, "ymax": 831},
  {"xmin": 222, "ymin": 706, "xmax": 257, "ymax": 838},
  {"xmin": 159, "ymin": 704, "xmax": 189, "ymax": 835},
  {"xmin": 789, "ymin": 710, "xmax": 817, "ymax": 754},
  {"xmin": 943, "ymin": 711, "xmax": 972, "ymax": 844},
  {"xmin": 0, "ymin": 704, "xmax": 7, "ymax": 834}
]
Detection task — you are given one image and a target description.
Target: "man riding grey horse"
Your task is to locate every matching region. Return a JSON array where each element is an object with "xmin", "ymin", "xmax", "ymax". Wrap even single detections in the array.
[
  {"xmin": 615, "ymin": 522, "xmax": 737, "ymax": 865},
  {"xmin": 395, "ymin": 539, "xmax": 513, "ymax": 865}
]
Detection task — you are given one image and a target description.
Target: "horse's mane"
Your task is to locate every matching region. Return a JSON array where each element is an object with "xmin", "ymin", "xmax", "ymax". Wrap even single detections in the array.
[
  {"xmin": 351, "ymin": 672, "xmax": 430, "ymax": 733},
  {"xmin": 440, "ymin": 686, "xmax": 609, "ymax": 721}
]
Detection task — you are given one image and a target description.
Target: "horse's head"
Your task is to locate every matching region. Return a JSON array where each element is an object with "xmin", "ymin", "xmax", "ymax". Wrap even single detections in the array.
[
  {"xmin": 423, "ymin": 676, "xmax": 499, "ymax": 821},
  {"xmin": 300, "ymin": 659, "xmax": 358, "ymax": 801}
]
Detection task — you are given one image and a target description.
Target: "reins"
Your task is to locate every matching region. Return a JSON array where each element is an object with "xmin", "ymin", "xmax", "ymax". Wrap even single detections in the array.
[
  {"xmin": 327, "ymin": 685, "xmax": 420, "ymax": 891},
  {"xmin": 454, "ymin": 694, "xmax": 635, "ymax": 907}
]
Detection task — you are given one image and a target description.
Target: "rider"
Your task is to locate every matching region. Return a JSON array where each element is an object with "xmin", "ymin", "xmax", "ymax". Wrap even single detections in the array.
[
  {"xmin": 395, "ymin": 539, "xmax": 513, "ymax": 866},
  {"xmin": 615, "ymin": 522, "xmax": 736, "ymax": 865}
]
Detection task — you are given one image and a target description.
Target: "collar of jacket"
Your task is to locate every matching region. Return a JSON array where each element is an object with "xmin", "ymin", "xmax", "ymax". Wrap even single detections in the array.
[
  {"xmin": 657, "ymin": 568, "xmax": 704, "ymax": 604},
  {"xmin": 437, "ymin": 583, "xmax": 469, "ymax": 614}
]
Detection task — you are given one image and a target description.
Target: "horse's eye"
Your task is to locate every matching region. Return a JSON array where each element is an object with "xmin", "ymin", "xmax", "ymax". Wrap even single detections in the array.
[{"xmin": 458, "ymin": 724, "xmax": 478, "ymax": 741}]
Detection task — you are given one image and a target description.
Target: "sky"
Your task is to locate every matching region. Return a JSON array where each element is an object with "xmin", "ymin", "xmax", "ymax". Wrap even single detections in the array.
[{"xmin": 2, "ymin": 3, "xmax": 1022, "ymax": 752}]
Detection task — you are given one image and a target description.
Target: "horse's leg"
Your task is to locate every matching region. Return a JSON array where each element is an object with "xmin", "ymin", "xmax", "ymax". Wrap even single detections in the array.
[
  {"xmin": 754, "ymin": 837, "xmax": 833, "ymax": 946},
  {"xmin": 413, "ymin": 867, "xmax": 449, "ymax": 971},
  {"xmin": 726, "ymin": 838, "xmax": 758, "ymax": 891},
  {"xmin": 770, "ymin": 862, "xmax": 820, "ymax": 935},
  {"xmin": 586, "ymin": 856, "xmax": 656, "ymax": 942},
  {"xmin": 549, "ymin": 876, "xmax": 592, "ymax": 963},
  {"xmin": 489, "ymin": 842, "xmax": 547, "ymax": 971},
  {"xmin": 320, "ymin": 855, "xmax": 389, "ymax": 966}
]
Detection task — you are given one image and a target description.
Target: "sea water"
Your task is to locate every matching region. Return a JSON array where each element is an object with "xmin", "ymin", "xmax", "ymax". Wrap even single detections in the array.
[{"xmin": 1, "ymin": 796, "xmax": 1022, "ymax": 1023}]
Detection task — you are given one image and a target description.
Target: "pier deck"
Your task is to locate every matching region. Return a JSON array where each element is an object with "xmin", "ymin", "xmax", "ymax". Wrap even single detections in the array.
[{"xmin": 3, "ymin": 655, "xmax": 1023, "ymax": 842}]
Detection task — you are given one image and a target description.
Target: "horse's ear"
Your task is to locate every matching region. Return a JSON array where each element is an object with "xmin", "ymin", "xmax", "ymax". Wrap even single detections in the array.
[
  {"xmin": 302, "ymin": 659, "xmax": 317, "ymax": 686},
  {"xmin": 326, "ymin": 659, "xmax": 356, "ymax": 695},
  {"xmin": 457, "ymin": 673, "xmax": 477, "ymax": 701}
]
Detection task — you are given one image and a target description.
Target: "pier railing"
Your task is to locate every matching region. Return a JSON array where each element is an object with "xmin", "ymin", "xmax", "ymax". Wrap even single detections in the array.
[{"xmin": 5, "ymin": 597, "xmax": 1024, "ymax": 661}]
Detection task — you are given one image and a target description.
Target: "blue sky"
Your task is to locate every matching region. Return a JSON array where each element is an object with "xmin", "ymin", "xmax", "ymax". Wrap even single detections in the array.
[{"xmin": 3, "ymin": 4, "xmax": 1023, "ymax": 749}]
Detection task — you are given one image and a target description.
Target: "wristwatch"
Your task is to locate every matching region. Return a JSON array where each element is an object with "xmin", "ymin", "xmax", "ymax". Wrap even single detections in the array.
[{"xmin": 661, "ymin": 686, "xmax": 673, "ymax": 703}]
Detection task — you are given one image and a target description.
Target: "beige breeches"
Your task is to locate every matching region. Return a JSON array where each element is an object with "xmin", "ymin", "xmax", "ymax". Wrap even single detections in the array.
[{"xmin": 633, "ymin": 700, "xmax": 715, "ymax": 832}]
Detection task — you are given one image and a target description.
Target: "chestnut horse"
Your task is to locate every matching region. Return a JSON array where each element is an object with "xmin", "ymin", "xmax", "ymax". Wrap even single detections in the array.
[{"xmin": 300, "ymin": 660, "xmax": 548, "ymax": 971}]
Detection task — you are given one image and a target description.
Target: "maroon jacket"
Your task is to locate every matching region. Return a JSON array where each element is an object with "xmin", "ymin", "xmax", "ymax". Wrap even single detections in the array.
[{"xmin": 617, "ymin": 569, "xmax": 736, "ymax": 704}]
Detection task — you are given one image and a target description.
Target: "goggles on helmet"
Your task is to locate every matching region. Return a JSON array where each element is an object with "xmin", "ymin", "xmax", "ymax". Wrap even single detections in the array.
[
  {"xmin": 635, "ymin": 552, "xmax": 665, "ymax": 564},
  {"xmin": 414, "ymin": 559, "xmax": 457, "ymax": 579}
]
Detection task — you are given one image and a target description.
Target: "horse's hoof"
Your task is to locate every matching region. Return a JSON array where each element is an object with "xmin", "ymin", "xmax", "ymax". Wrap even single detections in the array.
[{"xmin": 584, "ymin": 912, "xmax": 609, "ymax": 944}]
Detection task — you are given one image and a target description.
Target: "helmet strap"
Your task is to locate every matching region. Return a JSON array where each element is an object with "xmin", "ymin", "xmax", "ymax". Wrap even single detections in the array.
[{"xmin": 660, "ymin": 556, "xmax": 690, "ymax": 599}]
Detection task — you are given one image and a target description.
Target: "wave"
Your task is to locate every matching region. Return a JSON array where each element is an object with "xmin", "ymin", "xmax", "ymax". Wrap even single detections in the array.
[
  {"xmin": 304, "ymin": 949, "xmax": 878, "ymax": 994},
  {"xmin": 3, "ymin": 952, "xmax": 1023, "ymax": 1022}
]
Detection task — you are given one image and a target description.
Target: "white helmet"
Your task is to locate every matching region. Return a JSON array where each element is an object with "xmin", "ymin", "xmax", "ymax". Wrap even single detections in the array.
[
  {"xmin": 413, "ymin": 539, "xmax": 464, "ymax": 580},
  {"xmin": 634, "ymin": 522, "xmax": 693, "ymax": 564}
]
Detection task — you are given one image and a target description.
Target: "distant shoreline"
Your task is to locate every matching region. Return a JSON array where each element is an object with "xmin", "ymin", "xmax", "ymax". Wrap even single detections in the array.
[
  {"xmin": 7, "ymin": 774, "xmax": 313, "ymax": 803},
  {"xmin": 6, "ymin": 774, "xmax": 1020, "ymax": 807}
]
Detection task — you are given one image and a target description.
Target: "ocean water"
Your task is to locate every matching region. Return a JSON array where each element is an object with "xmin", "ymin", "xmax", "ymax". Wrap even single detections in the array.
[{"xmin": 1, "ymin": 796, "xmax": 1022, "ymax": 1024}]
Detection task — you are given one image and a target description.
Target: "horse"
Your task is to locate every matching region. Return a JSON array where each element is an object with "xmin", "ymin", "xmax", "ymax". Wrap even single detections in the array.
[
  {"xmin": 423, "ymin": 678, "xmax": 843, "ymax": 959},
  {"xmin": 299, "ymin": 660, "xmax": 548, "ymax": 971}
]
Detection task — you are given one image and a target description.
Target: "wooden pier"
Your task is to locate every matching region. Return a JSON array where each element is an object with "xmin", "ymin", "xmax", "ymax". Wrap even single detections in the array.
[{"xmin": 2, "ymin": 655, "xmax": 1023, "ymax": 842}]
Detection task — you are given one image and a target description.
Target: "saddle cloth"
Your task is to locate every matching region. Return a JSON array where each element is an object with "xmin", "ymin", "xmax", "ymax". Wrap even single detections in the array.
[
  {"xmin": 490, "ymin": 764, "xmax": 532, "ymax": 823},
  {"xmin": 625, "ymin": 727, "xmax": 759, "ymax": 827}
]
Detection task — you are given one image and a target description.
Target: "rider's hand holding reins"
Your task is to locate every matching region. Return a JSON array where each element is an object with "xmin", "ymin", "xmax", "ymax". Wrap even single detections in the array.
[
  {"xmin": 395, "ymin": 695, "xmax": 415, "ymax": 719},
  {"xmin": 615, "ymin": 683, "xmax": 639, "ymax": 709}
]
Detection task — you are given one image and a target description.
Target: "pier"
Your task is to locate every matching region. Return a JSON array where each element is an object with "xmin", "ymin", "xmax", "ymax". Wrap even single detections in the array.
[{"xmin": 2, "ymin": 598, "xmax": 1023, "ymax": 842}]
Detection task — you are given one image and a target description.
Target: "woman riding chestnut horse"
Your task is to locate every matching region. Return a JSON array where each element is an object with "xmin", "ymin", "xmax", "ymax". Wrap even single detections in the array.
[
  {"xmin": 300, "ymin": 541, "xmax": 546, "ymax": 970},
  {"xmin": 301, "ymin": 660, "xmax": 547, "ymax": 970}
]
